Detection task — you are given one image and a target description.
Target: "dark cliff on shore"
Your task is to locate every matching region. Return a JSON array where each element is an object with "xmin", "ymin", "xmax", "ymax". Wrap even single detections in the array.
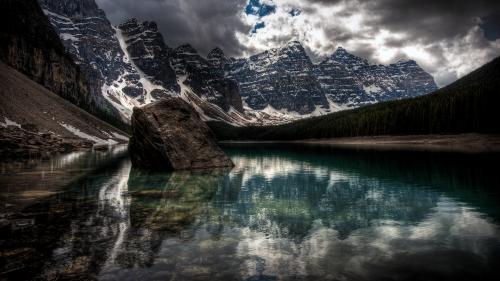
[{"xmin": 0, "ymin": 0, "xmax": 127, "ymax": 131}]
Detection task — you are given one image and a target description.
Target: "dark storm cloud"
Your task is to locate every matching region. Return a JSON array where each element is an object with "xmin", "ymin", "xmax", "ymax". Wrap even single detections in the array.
[
  {"xmin": 313, "ymin": 0, "xmax": 500, "ymax": 44},
  {"xmin": 365, "ymin": 0, "xmax": 499, "ymax": 40},
  {"xmin": 481, "ymin": 11, "xmax": 500, "ymax": 41},
  {"xmin": 96, "ymin": 0, "xmax": 250, "ymax": 57}
]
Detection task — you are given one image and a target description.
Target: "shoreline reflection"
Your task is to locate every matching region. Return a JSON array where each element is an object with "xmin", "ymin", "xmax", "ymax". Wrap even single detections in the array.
[{"xmin": 0, "ymin": 145, "xmax": 499, "ymax": 280}]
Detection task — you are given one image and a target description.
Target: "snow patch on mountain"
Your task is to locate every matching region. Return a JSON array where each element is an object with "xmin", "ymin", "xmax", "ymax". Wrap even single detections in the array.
[
  {"xmin": 114, "ymin": 27, "xmax": 173, "ymax": 103},
  {"xmin": 59, "ymin": 122, "xmax": 118, "ymax": 146},
  {"xmin": 363, "ymin": 85, "xmax": 382, "ymax": 94},
  {"xmin": 0, "ymin": 117, "xmax": 22, "ymax": 128}
]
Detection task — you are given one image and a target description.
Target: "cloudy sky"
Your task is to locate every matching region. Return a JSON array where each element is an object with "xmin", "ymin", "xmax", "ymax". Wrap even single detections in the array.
[{"xmin": 96, "ymin": 0, "xmax": 500, "ymax": 87}]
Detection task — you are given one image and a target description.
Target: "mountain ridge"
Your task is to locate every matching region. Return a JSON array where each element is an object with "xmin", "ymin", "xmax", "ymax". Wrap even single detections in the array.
[
  {"xmin": 39, "ymin": 0, "xmax": 438, "ymax": 126},
  {"xmin": 208, "ymin": 55, "xmax": 500, "ymax": 140}
]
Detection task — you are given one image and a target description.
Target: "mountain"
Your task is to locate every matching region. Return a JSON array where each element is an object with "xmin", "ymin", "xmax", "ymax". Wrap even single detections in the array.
[
  {"xmin": 170, "ymin": 43, "xmax": 243, "ymax": 113},
  {"xmin": 224, "ymin": 43, "xmax": 438, "ymax": 114},
  {"xmin": 315, "ymin": 47, "xmax": 438, "ymax": 106},
  {"xmin": 38, "ymin": 0, "xmax": 152, "ymax": 120},
  {"xmin": 0, "ymin": 0, "xmax": 129, "ymax": 130},
  {"xmin": 0, "ymin": 0, "xmax": 128, "ymax": 152},
  {"xmin": 39, "ymin": 0, "xmax": 437, "ymax": 126},
  {"xmin": 225, "ymin": 41, "xmax": 329, "ymax": 115},
  {"xmin": 39, "ymin": 0, "xmax": 245, "ymax": 124},
  {"xmin": 208, "ymin": 56, "xmax": 500, "ymax": 140},
  {"xmin": 117, "ymin": 19, "xmax": 179, "ymax": 96}
]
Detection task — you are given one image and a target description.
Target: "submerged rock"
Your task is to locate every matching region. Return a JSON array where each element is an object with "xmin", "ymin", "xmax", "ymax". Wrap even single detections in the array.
[{"xmin": 128, "ymin": 97, "xmax": 234, "ymax": 170}]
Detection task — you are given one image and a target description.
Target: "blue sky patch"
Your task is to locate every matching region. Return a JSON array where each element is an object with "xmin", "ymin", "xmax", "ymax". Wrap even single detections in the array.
[
  {"xmin": 245, "ymin": 0, "xmax": 276, "ymax": 18},
  {"xmin": 290, "ymin": 8, "xmax": 301, "ymax": 17},
  {"xmin": 251, "ymin": 22, "xmax": 266, "ymax": 33}
]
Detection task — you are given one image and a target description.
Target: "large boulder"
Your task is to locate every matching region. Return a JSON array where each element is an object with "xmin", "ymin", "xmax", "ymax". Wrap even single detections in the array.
[{"xmin": 128, "ymin": 97, "xmax": 234, "ymax": 170}]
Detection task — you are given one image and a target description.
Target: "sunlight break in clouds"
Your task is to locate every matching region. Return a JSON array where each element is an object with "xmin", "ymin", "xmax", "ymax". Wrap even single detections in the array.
[{"xmin": 235, "ymin": 0, "xmax": 500, "ymax": 87}]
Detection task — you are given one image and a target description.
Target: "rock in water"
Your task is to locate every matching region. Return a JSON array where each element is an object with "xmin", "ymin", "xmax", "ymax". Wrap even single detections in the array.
[{"xmin": 129, "ymin": 98, "xmax": 234, "ymax": 170}]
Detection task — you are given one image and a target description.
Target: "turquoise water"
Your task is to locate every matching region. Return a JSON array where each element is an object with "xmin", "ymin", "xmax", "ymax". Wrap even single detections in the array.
[{"xmin": 1, "ymin": 144, "xmax": 500, "ymax": 280}]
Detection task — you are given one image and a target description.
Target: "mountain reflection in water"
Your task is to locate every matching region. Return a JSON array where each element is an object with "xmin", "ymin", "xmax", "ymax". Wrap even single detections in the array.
[{"xmin": 1, "ymin": 144, "xmax": 499, "ymax": 280}]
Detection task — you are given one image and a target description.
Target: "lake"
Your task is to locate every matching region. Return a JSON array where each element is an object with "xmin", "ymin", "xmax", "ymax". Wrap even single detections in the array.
[{"xmin": 1, "ymin": 143, "xmax": 500, "ymax": 280}]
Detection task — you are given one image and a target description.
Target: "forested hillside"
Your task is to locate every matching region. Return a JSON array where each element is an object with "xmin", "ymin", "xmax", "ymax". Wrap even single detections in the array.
[{"xmin": 209, "ymin": 56, "xmax": 500, "ymax": 140}]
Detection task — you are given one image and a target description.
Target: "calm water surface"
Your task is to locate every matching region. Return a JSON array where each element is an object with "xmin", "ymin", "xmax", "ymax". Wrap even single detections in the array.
[{"xmin": 1, "ymin": 144, "xmax": 500, "ymax": 280}]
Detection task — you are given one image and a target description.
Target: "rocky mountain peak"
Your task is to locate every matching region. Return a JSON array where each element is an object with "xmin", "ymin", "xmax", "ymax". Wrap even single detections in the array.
[
  {"xmin": 118, "ymin": 18, "xmax": 139, "ymax": 30},
  {"xmin": 207, "ymin": 47, "xmax": 228, "ymax": 71},
  {"xmin": 287, "ymin": 40, "xmax": 302, "ymax": 46},
  {"xmin": 394, "ymin": 59, "xmax": 418, "ymax": 67},
  {"xmin": 145, "ymin": 21, "xmax": 158, "ymax": 31},
  {"xmin": 207, "ymin": 47, "xmax": 225, "ymax": 59},
  {"xmin": 334, "ymin": 46, "xmax": 347, "ymax": 53},
  {"xmin": 118, "ymin": 18, "xmax": 178, "ymax": 95},
  {"xmin": 40, "ymin": 0, "xmax": 104, "ymax": 18},
  {"xmin": 312, "ymin": 46, "xmax": 438, "ymax": 107},
  {"xmin": 118, "ymin": 19, "xmax": 159, "ymax": 36},
  {"xmin": 279, "ymin": 40, "xmax": 307, "ymax": 56},
  {"xmin": 330, "ymin": 47, "xmax": 369, "ymax": 66},
  {"xmin": 225, "ymin": 40, "xmax": 329, "ymax": 115},
  {"xmin": 175, "ymin": 44, "xmax": 198, "ymax": 55},
  {"xmin": 284, "ymin": 40, "xmax": 303, "ymax": 48},
  {"xmin": 170, "ymin": 42, "xmax": 244, "ymax": 113}
]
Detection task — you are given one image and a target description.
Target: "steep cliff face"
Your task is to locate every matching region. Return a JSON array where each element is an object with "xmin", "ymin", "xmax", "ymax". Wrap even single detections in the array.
[
  {"xmin": 118, "ymin": 19, "xmax": 179, "ymax": 96},
  {"xmin": 314, "ymin": 47, "xmax": 438, "ymax": 107},
  {"xmin": 39, "ymin": 0, "xmax": 245, "ymax": 123},
  {"xmin": 225, "ymin": 43, "xmax": 438, "ymax": 114},
  {"xmin": 0, "ymin": 0, "xmax": 92, "ymax": 110},
  {"xmin": 171, "ymin": 44, "xmax": 243, "ymax": 113},
  {"xmin": 389, "ymin": 60, "xmax": 438, "ymax": 99},
  {"xmin": 116, "ymin": 19, "xmax": 244, "ymax": 116},
  {"xmin": 226, "ymin": 41, "xmax": 329, "ymax": 114},
  {"xmin": 38, "ymin": 0, "xmax": 139, "ymax": 121},
  {"xmin": 0, "ymin": 0, "xmax": 127, "ymax": 132}
]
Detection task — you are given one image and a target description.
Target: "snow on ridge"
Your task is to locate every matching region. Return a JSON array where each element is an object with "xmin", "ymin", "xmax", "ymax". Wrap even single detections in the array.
[
  {"xmin": 0, "ymin": 117, "xmax": 22, "ymax": 128},
  {"xmin": 363, "ymin": 84, "xmax": 382, "ymax": 94},
  {"xmin": 59, "ymin": 122, "xmax": 118, "ymax": 146},
  {"xmin": 60, "ymin": 33, "xmax": 79, "ymax": 42},
  {"xmin": 115, "ymin": 27, "xmax": 167, "ymax": 96},
  {"xmin": 106, "ymin": 26, "xmax": 178, "ymax": 119},
  {"xmin": 112, "ymin": 132, "xmax": 129, "ymax": 141},
  {"xmin": 42, "ymin": 9, "xmax": 72, "ymax": 23}
]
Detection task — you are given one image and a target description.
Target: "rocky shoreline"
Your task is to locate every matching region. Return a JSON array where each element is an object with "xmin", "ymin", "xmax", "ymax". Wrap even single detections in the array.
[
  {"xmin": 221, "ymin": 134, "xmax": 500, "ymax": 153},
  {"xmin": 0, "ymin": 125, "xmax": 94, "ymax": 160}
]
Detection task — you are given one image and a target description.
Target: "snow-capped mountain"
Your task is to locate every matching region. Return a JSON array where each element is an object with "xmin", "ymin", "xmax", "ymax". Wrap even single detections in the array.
[
  {"xmin": 39, "ymin": 0, "xmax": 245, "ymax": 124},
  {"xmin": 314, "ymin": 47, "xmax": 438, "ymax": 106},
  {"xmin": 225, "ymin": 44, "xmax": 438, "ymax": 113},
  {"xmin": 170, "ymin": 43, "xmax": 243, "ymax": 113},
  {"xmin": 225, "ymin": 41, "xmax": 330, "ymax": 115},
  {"xmin": 39, "ymin": 0, "xmax": 145, "ymax": 120},
  {"xmin": 117, "ymin": 19, "xmax": 179, "ymax": 97},
  {"xmin": 39, "ymin": 0, "xmax": 438, "ymax": 126}
]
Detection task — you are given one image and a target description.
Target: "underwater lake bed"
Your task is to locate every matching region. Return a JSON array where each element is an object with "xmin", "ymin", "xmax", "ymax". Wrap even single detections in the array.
[{"xmin": 1, "ymin": 143, "xmax": 500, "ymax": 280}]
